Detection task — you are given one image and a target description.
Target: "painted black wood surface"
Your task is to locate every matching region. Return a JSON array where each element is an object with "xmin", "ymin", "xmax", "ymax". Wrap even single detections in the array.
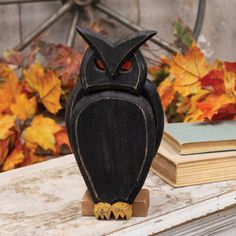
[{"xmin": 65, "ymin": 28, "xmax": 164, "ymax": 205}]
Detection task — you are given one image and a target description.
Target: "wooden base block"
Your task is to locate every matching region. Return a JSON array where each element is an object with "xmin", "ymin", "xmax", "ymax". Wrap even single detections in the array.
[{"xmin": 82, "ymin": 189, "xmax": 150, "ymax": 217}]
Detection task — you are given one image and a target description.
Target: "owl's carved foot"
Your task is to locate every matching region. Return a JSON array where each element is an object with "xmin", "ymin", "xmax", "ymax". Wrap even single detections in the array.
[
  {"xmin": 94, "ymin": 202, "xmax": 111, "ymax": 219},
  {"xmin": 111, "ymin": 202, "xmax": 133, "ymax": 220}
]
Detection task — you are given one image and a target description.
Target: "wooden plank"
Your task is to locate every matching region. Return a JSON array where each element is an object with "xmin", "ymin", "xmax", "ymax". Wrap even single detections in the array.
[
  {"xmin": 158, "ymin": 207, "xmax": 236, "ymax": 236},
  {"xmin": 0, "ymin": 4, "xmax": 20, "ymax": 54},
  {"xmin": 21, "ymin": 1, "xmax": 71, "ymax": 44},
  {"xmin": 0, "ymin": 154, "xmax": 236, "ymax": 235}
]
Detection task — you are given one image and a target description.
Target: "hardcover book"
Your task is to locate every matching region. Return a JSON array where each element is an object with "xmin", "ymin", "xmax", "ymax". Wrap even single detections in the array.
[
  {"xmin": 164, "ymin": 121, "xmax": 236, "ymax": 155},
  {"xmin": 152, "ymin": 140, "xmax": 236, "ymax": 187}
]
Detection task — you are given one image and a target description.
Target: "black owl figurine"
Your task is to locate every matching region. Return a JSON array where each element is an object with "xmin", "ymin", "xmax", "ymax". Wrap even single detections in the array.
[{"xmin": 65, "ymin": 28, "xmax": 164, "ymax": 220}]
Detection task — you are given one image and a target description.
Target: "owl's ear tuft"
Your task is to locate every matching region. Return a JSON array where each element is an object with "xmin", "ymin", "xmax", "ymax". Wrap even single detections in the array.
[
  {"xmin": 116, "ymin": 30, "xmax": 157, "ymax": 54},
  {"xmin": 76, "ymin": 27, "xmax": 113, "ymax": 50}
]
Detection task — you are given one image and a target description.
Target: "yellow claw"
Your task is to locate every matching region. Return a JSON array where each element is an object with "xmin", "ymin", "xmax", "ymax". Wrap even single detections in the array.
[
  {"xmin": 94, "ymin": 202, "xmax": 111, "ymax": 219},
  {"xmin": 111, "ymin": 202, "xmax": 132, "ymax": 220}
]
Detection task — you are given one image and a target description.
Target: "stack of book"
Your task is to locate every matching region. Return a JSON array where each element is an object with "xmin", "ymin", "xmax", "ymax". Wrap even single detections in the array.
[{"xmin": 151, "ymin": 121, "xmax": 236, "ymax": 187}]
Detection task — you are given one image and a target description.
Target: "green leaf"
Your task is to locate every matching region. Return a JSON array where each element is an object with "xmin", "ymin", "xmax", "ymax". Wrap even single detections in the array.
[{"xmin": 174, "ymin": 19, "xmax": 194, "ymax": 50}]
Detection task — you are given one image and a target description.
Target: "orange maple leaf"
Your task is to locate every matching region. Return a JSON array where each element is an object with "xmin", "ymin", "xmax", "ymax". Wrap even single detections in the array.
[
  {"xmin": 157, "ymin": 75, "xmax": 176, "ymax": 110},
  {"xmin": 19, "ymin": 146, "xmax": 45, "ymax": 167},
  {"xmin": 224, "ymin": 71, "xmax": 236, "ymax": 97},
  {"xmin": 0, "ymin": 139, "xmax": 10, "ymax": 166},
  {"xmin": 24, "ymin": 63, "xmax": 62, "ymax": 114},
  {"xmin": 197, "ymin": 94, "xmax": 235, "ymax": 121},
  {"xmin": 0, "ymin": 115, "xmax": 15, "ymax": 140},
  {"xmin": 10, "ymin": 94, "xmax": 37, "ymax": 121},
  {"xmin": 2, "ymin": 139, "xmax": 24, "ymax": 171},
  {"xmin": 0, "ymin": 64, "xmax": 20, "ymax": 114},
  {"xmin": 54, "ymin": 128, "xmax": 71, "ymax": 154},
  {"xmin": 24, "ymin": 115, "xmax": 62, "ymax": 152},
  {"xmin": 169, "ymin": 42, "xmax": 212, "ymax": 96}
]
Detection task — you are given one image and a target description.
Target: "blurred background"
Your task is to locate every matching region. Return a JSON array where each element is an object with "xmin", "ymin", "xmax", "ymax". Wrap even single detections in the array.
[{"xmin": 0, "ymin": 0, "xmax": 235, "ymax": 61}]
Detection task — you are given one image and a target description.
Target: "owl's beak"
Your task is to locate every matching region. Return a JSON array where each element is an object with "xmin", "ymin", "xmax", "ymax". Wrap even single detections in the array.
[
  {"xmin": 106, "ymin": 72, "xmax": 116, "ymax": 79},
  {"xmin": 106, "ymin": 67, "xmax": 117, "ymax": 79}
]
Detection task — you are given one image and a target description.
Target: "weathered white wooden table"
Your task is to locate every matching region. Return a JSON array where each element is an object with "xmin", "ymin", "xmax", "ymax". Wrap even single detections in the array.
[{"xmin": 1, "ymin": 154, "xmax": 236, "ymax": 236}]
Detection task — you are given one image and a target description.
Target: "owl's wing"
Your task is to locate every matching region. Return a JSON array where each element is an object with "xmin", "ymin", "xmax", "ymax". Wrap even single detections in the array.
[
  {"xmin": 143, "ymin": 80, "xmax": 164, "ymax": 150},
  {"xmin": 65, "ymin": 81, "xmax": 85, "ymax": 156}
]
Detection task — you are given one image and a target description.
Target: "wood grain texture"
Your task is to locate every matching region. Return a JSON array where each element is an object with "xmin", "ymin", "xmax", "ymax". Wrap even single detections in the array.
[
  {"xmin": 1, "ymin": 155, "xmax": 236, "ymax": 235},
  {"xmin": 21, "ymin": 1, "xmax": 71, "ymax": 43},
  {"xmin": 71, "ymin": 90, "xmax": 156, "ymax": 204},
  {"xmin": 66, "ymin": 29, "xmax": 164, "ymax": 209},
  {"xmin": 0, "ymin": 4, "xmax": 20, "ymax": 53}
]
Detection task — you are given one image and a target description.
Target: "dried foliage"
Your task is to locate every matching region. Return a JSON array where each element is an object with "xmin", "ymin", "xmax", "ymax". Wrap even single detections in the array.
[
  {"xmin": 0, "ymin": 41, "xmax": 82, "ymax": 171},
  {"xmin": 150, "ymin": 43, "xmax": 236, "ymax": 123}
]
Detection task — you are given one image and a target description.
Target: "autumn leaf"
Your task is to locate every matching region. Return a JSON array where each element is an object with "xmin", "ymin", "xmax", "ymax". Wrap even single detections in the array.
[
  {"xmin": 211, "ymin": 103, "xmax": 236, "ymax": 121},
  {"xmin": 0, "ymin": 139, "xmax": 10, "ymax": 166},
  {"xmin": 23, "ymin": 63, "xmax": 44, "ymax": 92},
  {"xmin": 184, "ymin": 89, "xmax": 209, "ymax": 122},
  {"xmin": 197, "ymin": 94, "xmax": 235, "ymax": 121},
  {"xmin": 169, "ymin": 42, "xmax": 211, "ymax": 96},
  {"xmin": 0, "ymin": 89, "xmax": 14, "ymax": 114},
  {"xmin": 224, "ymin": 62, "xmax": 236, "ymax": 73},
  {"xmin": 1, "ymin": 50, "xmax": 24, "ymax": 67},
  {"xmin": 49, "ymin": 45, "xmax": 82, "ymax": 87},
  {"xmin": 19, "ymin": 146, "xmax": 45, "ymax": 167},
  {"xmin": 38, "ymin": 70, "xmax": 62, "ymax": 114},
  {"xmin": 54, "ymin": 128, "xmax": 71, "ymax": 154},
  {"xmin": 223, "ymin": 71, "xmax": 236, "ymax": 97},
  {"xmin": 0, "ymin": 64, "xmax": 20, "ymax": 113},
  {"xmin": 200, "ymin": 70, "xmax": 225, "ymax": 95},
  {"xmin": 24, "ymin": 63, "xmax": 62, "ymax": 114},
  {"xmin": 2, "ymin": 139, "xmax": 24, "ymax": 171},
  {"xmin": 174, "ymin": 19, "xmax": 194, "ymax": 51},
  {"xmin": 37, "ymin": 42, "xmax": 82, "ymax": 88},
  {"xmin": 158, "ymin": 75, "xmax": 176, "ymax": 110},
  {"xmin": 0, "ymin": 115, "xmax": 15, "ymax": 140},
  {"xmin": 10, "ymin": 94, "xmax": 37, "ymax": 121},
  {"xmin": 0, "ymin": 64, "xmax": 20, "ymax": 92},
  {"xmin": 24, "ymin": 115, "xmax": 62, "ymax": 152}
]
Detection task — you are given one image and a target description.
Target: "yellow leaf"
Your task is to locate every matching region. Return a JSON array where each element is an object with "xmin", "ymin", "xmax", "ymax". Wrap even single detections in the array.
[
  {"xmin": 24, "ymin": 63, "xmax": 62, "ymax": 114},
  {"xmin": 158, "ymin": 75, "xmax": 176, "ymax": 110},
  {"xmin": 10, "ymin": 94, "xmax": 37, "ymax": 121},
  {"xmin": 0, "ymin": 115, "xmax": 15, "ymax": 140},
  {"xmin": 38, "ymin": 70, "xmax": 62, "ymax": 114},
  {"xmin": 0, "ymin": 88, "xmax": 14, "ymax": 114},
  {"xmin": 0, "ymin": 64, "xmax": 19, "ymax": 91},
  {"xmin": 169, "ymin": 42, "xmax": 212, "ymax": 96},
  {"xmin": 224, "ymin": 71, "xmax": 236, "ymax": 97},
  {"xmin": 183, "ymin": 89, "xmax": 209, "ymax": 122},
  {"xmin": 2, "ymin": 143, "xmax": 24, "ymax": 171},
  {"xmin": 24, "ymin": 115, "xmax": 62, "ymax": 151},
  {"xmin": 24, "ymin": 63, "xmax": 44, "ymax": 92},
  {"xmin": 0, "ymin": 64, "xmax": 20, "ymax": 114}
]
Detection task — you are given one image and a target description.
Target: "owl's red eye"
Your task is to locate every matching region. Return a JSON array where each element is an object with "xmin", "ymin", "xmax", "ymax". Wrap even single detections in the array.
[
  {"xmin": 95, "ymin": 59, "xmax": 105, "ymax": 70},
  {"xmin": 121, "ymin": 60, "xmax": 132, "ymax": 71}
]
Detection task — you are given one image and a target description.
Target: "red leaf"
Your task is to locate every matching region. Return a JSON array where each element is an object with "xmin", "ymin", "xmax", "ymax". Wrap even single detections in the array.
[
  {"xmin": 224, "ymin": 62, "xmax": 236, "ymax": 73},
  {"xmin": 200, "ymin": 70, "xmax": 225, "ymax": 95},
  {"xmin": 211, "ymin": 103, "xmax": 236, "ymax": 121},
  {"xmin": 54, "ymin": 128, "xmax": 71, "ymax": 155}
]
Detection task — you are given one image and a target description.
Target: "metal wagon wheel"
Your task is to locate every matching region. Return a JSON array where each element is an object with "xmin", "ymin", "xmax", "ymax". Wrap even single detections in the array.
[{"xmin": 0, "ymin": 0, "xmax": 206, "ymax": 54}]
